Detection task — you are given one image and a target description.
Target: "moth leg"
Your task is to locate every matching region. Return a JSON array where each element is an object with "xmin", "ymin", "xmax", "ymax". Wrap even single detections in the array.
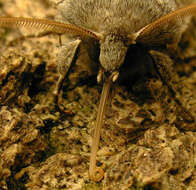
[
  {"xmin": 150, "ymin": 50, "xmax": 196, "ymax": 131},
  {"xmin": 54, "ymin": 39, "xmax": 81, "ymax": 110}
]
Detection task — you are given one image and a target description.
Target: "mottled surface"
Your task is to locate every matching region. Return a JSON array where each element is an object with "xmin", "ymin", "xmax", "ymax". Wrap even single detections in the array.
[{"xmin": 0, "ymin": 0, "xmax": 196, "ymax": 190}]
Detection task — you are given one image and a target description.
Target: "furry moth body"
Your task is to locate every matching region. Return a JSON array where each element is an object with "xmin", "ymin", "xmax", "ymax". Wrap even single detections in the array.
[{"xmin": 0, "ymin": 0, "xmax": 196, "ymax": 182}]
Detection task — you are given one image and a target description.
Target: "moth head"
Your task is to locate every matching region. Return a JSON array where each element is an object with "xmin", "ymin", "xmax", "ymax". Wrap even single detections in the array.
[{"xmin": 99, "ymin": 34, "xmax": 129, "ymax": 73}]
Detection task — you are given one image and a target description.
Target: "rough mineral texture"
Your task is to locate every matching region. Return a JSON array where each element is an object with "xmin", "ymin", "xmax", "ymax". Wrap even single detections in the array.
[{"xmin": 0, "ymin": 0, "xmax": 196, "ymax": 190}]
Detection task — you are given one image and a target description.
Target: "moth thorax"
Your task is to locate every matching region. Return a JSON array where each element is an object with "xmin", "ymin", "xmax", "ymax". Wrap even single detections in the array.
[{"xmin": 99, "ymin": 35, "xmax": 128, "ymax": 72}]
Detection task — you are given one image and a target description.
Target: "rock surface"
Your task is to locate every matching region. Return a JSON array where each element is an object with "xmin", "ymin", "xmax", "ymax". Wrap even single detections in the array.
[{"xmin": 0, "ymin": 0, "xmax": 196, "ymax": 189}]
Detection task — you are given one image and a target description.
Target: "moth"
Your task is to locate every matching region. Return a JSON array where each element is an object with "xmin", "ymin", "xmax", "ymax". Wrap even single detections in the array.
[{"xmin": 0, "ymin": 0, "xmax": 196, "ymax": 182}]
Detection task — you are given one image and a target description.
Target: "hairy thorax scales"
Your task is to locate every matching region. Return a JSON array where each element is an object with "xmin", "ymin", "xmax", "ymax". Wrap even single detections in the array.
[{"xmin": 58, "ymin": 0, "xmax": 181, "ymax": 35}]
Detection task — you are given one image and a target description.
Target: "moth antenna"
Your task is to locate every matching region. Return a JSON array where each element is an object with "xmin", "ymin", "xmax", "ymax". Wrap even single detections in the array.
[
  {"xmin": 89, "ymin": 76, "xmax": 112, "ymax": 182},
  {"xmin": 0, "ymin": 17, "xmax": 101, "ymax": 40},
  {"xmin": 135, "ymin": 3, "xmax": 196, "ymax": 43}
]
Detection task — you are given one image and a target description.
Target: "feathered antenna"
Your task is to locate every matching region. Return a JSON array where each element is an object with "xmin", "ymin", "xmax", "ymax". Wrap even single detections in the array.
[
  {"xmin": 134, "ymin": 3, "xmax": 196, "ymax": 44},
  {"xmin": 0, "ymin": 17, "xmax": 101, "ymax": 40}
]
